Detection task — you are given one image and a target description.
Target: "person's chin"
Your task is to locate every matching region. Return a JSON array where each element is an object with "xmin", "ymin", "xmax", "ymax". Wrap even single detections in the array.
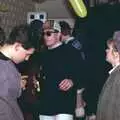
[
  {"xmin": 106, "ymin": 60, "xmax": 111, "ymax": 65},
  {"xmin": 105, "ymin": 58, "xmax": 108, "ymax": 62},
  {"xmin": 106, "ymin": 59, "xmax": 109, "ymax": 63}
]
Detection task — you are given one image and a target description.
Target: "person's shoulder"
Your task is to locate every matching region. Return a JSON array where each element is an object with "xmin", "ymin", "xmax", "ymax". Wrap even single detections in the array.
[
  {"xmin": 65, "ymin": 36, "xmax": 82, "ymax": 51},
  {"xmin": 53, "ymin": 44, "xmax": 65, "ymax": 51},
  {"xmin": 0, "ymin": 60, "xmax": 8, "ymax": 67},
  {"xmin": 0, "ymin": 61, "xmax": 9, "ymax": 82},
  {"xmin": 40, "ymin": 49, "xmax": 55, "ymax": 61},
  {"xmin": 112, "ymin": 66, "xmax": 120, "ymax": 83},
  {"xmin": 71, "ymin": 39, "xmax": 82, "ymax": 50},
  {"xmin": 57, "ymin": 44, "xmax": 70, "ymax": 53},
  {"xmin": 0, "ymin": 60, "xmax": 15, "ymax": 75}
]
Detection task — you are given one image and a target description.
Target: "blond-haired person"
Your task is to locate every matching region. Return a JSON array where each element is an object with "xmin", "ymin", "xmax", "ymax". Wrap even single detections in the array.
[{"xmin": 96, "ymin": 32, "xmax": 120, "ymax": 120}]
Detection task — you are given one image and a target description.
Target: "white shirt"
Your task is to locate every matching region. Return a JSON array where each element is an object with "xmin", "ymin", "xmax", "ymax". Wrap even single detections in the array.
[
  {"xmin": 48, "ymin": 42, "xmax": 62, "ymax": 50},
  {"xmin": 109, "ymin": 64, "xmax": 120, "ymax": 74},
  {"xmin": 64, "ymin": 37, "xmax": 74, "ymax": 44}
]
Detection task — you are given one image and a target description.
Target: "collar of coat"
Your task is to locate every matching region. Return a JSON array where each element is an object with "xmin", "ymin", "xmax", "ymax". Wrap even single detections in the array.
[
  {"xmin": 109, "ymin": 64, "xmax": 120, "ymax": 74},
  {"xmin": 0, "ymin": 52, "xmax": 10, "ymax": 61},
  {"xmin": 64, "ymin": 36, "xmax": 74, "ymax": 44}
]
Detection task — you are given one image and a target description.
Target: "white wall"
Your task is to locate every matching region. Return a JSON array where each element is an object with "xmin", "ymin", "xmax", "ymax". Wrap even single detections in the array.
[
  {"xmin": 34, "ymin": 0, "xmax": 75, "ymax": 30},
  {"xmin": 35, "ymin": 0, "xmax": 73, "ymax": 19}
]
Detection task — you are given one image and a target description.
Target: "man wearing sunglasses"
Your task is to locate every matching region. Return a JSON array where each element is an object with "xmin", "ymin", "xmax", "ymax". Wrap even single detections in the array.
[{"xmin": 37, "ymin": 21, "xmax": 81, "ymax": 120}]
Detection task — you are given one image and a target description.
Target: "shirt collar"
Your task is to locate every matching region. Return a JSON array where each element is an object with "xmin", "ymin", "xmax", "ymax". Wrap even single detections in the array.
[
  {"xmin": 64, "ymin": 37, "xmax": 74, "ymax": 44},
  {"xmin": 109, "ymin": 64, "xmax": 120, "ymax": 74},
  {"xmin": 48, "ymin": 42, "xmax": 62, "ymax": 50},
  {"xmin": 0, "ymin": 52, "xmax": 10, "ymax": 61}
]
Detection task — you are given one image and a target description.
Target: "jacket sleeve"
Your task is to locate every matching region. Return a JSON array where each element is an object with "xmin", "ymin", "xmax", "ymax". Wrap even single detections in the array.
[
  {"xmin": 113, "ymin": 72, "xmax": 120, "ymax": 119},
  {"xmin": 65, "ymin": 46, "xmax": 86, "ymax": 89},
  {"xmin": 0, "ymin": 63, "xmax": 10, "ymax": 97}
]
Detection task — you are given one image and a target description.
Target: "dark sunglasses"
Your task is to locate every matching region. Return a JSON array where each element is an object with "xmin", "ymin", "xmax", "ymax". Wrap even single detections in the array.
[{"xmin": 43, "ymin": 30, "xmax": 59, "ymax": 36}]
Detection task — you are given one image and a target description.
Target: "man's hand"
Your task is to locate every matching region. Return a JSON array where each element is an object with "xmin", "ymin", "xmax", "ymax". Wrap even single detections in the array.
[{"xmin": 59, "ymin": 79, "xmax": 73, "ymax": 91}]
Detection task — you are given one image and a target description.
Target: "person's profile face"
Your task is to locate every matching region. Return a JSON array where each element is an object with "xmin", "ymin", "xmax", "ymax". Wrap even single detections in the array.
[
  {"xmin": 43, "ymin": 29, "xmax": 59, "ymax": 48},
  {"xmin": 12, "ymin": 43, "xmax": 35, "ymax": 63},
  {"xmin": 105, "ymin": 44, "xmax": 117, "ymax": 64}
]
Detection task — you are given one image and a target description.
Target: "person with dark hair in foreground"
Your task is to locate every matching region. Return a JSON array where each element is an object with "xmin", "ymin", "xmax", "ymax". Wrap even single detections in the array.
[
  {"xmin": 0, "ymin": 24, "xmax": 37, "ymax": 120},
  {"xmin": 17, "ymin": 21, "xmax": 43, "ymax": 120}
]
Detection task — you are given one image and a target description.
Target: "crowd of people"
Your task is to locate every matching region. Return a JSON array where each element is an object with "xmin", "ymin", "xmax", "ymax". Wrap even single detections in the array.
[{"xmin": 0, "ymin": 17, "xmax": 120, "ymax": 120}]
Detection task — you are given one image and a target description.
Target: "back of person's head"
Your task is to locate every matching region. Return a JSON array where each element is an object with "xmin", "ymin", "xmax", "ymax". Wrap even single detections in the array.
[
  {"xmin": 0, "ymin": 27, "xmax": 6, "ymax": 46},
  {"xmin": 59, "ymin": 21, "xmax": 72, "ymax": 36},
  {"xmin": 30, "ymin": 20, "xmax": 43, "ymax": 51},
  {"xmin": 5, "ymin": 24, "xmax": 38, "ymax": 49},
  {"xmin": 30, "ymin": 19, "xmax": 43, "ymax": 31},
  {"xmin": 113, "ymin": 31, "xmax": 120, "ymax": 53}
]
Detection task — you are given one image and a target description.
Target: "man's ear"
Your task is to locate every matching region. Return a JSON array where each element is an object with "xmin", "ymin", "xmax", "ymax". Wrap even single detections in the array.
[
  {"xmin": 13, "ymin": 42, "xmax": 22, "ymax": 51},
  {"xmin": 113, "ymin": 51, "xmax": 119, "ymax": 58}
]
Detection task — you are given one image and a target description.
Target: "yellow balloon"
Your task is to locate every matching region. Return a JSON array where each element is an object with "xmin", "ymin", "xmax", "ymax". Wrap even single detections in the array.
[{"xmin": 69, "ymin": 0, "xmax": 87, "ymax": 18}]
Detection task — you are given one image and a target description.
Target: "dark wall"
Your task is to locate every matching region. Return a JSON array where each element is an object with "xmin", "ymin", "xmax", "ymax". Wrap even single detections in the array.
[{"xmin": 73, "ymin": 3, "xmax": 120, "ymax": 114}]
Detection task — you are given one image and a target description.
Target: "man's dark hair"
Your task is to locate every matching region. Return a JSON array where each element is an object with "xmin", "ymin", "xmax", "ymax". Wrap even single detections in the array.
[
  {"xmin": 0, "ymin": 27, "xmax": 6, "ymax": 46},
  {"xmin": 59, "ymin": 21, "xmax": 71, "ymax": 36},
  {"xmin": 5, "ymin": 24, "xmax": 38, "ymax": 49},
  {"xmin": 107, "ymin": 38, "xmax": 118, "ymax": 52},
  {"xmin": 29, "ymin": 20, "xmax": 43, "ymax": 51}
]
